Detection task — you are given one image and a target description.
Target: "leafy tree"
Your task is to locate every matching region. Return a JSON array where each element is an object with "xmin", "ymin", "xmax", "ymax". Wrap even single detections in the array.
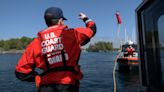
[
  {"xmin": 0, "ymin": 40, "xmax": 4, "ymax": 50},
  {"xmin": 20, "ymin": 37, "xmax": 33, "ymax": 48},
  {"xmin": 0, "ymin": 37, "xmax": 33, "ymax": 51},
  {"xmin": 86, "ymin": 41, "xmax": 113, "ymax": 52}
]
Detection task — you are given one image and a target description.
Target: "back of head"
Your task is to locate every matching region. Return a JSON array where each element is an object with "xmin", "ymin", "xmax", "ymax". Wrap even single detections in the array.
[{"xmin": 44, "ymin": 7, "xmax": 67, "ymax": 27}]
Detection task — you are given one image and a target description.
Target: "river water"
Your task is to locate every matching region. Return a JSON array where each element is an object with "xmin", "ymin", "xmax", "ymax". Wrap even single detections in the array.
[{"xmin": 0, "ymin": 52, "xmax": 140, "ymax": 92}]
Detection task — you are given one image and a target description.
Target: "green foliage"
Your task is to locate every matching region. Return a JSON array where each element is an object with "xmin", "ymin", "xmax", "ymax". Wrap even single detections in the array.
[
  {"xmin": 0, "ymin": 38, "xmax": 113, "ymax": 52},
  {"xmin": 86, "ymin": 41, "xmax": 113, "ymax": 52},
  {"xmin": 0, "ymin": 40, "xmax": 4, "ymax": 50},
  {"xmin": 0, "ymin": 37, "xmax": 33, "ymax": 51}
]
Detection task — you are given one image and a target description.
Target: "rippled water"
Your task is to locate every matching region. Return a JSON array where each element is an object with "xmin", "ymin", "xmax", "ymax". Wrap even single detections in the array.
[{"xmin": 0, "ymin": 52, "xmax": 139, "ymax": 92}]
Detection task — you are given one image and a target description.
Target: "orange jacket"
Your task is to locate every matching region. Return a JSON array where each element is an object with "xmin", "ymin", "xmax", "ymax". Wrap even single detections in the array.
[
  {"xmin": 126, "ymin": 47, "xmax": 135, "ymax": 55},
  {"xmin": 15, "ymin": 20, "xmax": 96, "ymax": 86}
]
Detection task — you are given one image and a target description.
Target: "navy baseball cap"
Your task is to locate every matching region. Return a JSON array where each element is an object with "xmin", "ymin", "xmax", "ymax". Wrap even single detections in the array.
[{"xmin": 44, "ymin": 7, "xmax": 67, "ymax": 20}]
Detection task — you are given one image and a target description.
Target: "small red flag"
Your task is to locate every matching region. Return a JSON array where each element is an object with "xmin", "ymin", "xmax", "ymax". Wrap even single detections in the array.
[{"xmin": 115, "ymin": 11, "xmax": 122, "ymax": 24}]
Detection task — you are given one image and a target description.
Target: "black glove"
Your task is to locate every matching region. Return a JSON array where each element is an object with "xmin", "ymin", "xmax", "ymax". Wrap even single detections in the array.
[{"xmin": 15, "ymin": 70, "xmax": 39, "ymax": 82}]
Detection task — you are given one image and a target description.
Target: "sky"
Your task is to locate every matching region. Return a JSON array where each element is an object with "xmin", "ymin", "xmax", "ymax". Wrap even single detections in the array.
[{"xmin": 0, "ymin": 0, "xmax": 142, "ymax": 47}]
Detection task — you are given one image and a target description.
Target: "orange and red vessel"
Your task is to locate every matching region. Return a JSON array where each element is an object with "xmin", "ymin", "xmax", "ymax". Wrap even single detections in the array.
[{"xmin": 116, "ymin": 43, "xmax": 139, "ymax": 72}]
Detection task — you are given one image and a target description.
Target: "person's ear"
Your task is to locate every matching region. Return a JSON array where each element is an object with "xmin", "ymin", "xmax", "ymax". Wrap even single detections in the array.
[{"xmin": 58, "ymin": 18, "xmax": 64, "ymax": 25}]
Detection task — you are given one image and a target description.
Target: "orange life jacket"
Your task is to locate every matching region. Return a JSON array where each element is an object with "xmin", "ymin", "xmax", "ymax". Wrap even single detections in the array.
[
  {"xmin": 37, "ymin": 25, "xmax": 85, "ymax": 86},
  {"xmin": 16, "ymin": 24, "xmax": 94, "ymax": 87},
  {"xmin": 126, "ymin": 47, "xmax": 135, "ymax": 55}
]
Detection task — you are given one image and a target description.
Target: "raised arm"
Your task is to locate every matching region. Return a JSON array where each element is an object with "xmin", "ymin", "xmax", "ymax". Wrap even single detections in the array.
[{"xmin": 79, "ymin": 12, "xmax": 96, "ymax": 37}]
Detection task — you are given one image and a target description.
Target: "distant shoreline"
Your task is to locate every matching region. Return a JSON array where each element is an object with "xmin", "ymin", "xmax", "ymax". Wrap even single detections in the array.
[
  {"xmin": 0, "ymin": 50, "xmax": 24, "ymax": 54},
  {"xmin": 0, "ymin": 49, "xmax": 118, "ymax": 54}
]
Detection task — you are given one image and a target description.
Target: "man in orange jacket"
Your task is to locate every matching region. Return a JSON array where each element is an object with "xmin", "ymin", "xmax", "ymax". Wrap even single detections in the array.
[
  {"xmin": 125, "ymin": 45, "xmax": 135, "ymax": 57},
  {"xmin": 15, "ymin": 7, "xmax": 96, "ymax": 92}
]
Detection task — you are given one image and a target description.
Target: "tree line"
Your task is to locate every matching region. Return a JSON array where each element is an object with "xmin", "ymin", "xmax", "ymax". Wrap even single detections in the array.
[
  {"xmin": 0, "ymin": 37, "xmax": 33, "ymax": 51},
  {"xmin": 0, "ymin": 37, "xmax": 113, "ymax": 52},
  {"xmin": 86, "ymin": 41, "xmax": 113, "ymax": 52}
]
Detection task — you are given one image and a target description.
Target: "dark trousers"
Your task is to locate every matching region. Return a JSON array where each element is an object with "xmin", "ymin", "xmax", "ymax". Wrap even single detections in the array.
[{"xmin": 38, "ymin": 84, "xmax": 79, "ymax": 92}]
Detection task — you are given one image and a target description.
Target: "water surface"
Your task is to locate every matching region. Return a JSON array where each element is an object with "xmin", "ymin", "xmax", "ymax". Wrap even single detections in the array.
[{"xmin": 0, "ymin": 52, "xmax": 139, "ymax": 92}]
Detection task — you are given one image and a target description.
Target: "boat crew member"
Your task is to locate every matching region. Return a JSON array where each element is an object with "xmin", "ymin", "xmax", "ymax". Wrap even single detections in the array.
[
  {"xmin": 126, "ymin": 45, "xmax": 135, "ymax": 57},
  {"xmin": 15, "ymin": 7, "xmax": 96, "ymax": 92}
]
